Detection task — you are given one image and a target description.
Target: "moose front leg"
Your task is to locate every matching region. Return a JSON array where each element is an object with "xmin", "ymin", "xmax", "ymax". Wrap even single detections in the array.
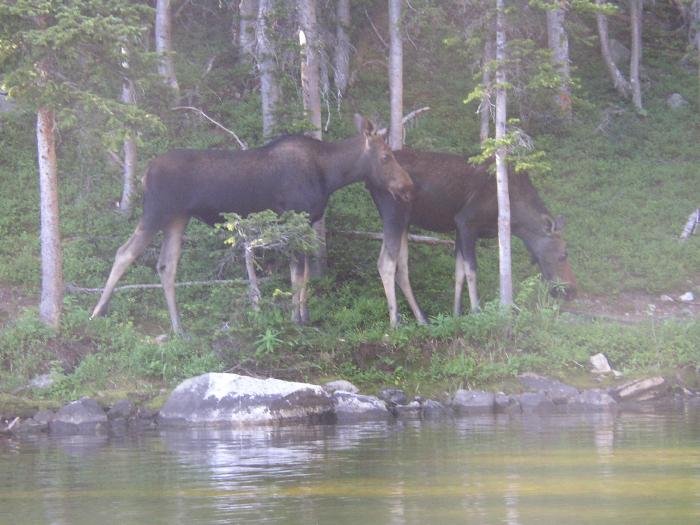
[{"xmin": 157, "ymin": 217, "xmax": 189, "ymax": 335}]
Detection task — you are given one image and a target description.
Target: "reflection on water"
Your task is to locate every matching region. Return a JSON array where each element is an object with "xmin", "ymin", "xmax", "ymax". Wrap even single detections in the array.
[{"xmin": 2, "ymin": 411, "xmax": 700, "ymax": 524}]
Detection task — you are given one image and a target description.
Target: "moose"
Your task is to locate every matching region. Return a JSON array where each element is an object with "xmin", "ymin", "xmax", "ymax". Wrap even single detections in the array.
[
  {"xmin": 368, "ymin": 149, "xmax": 577, "ymax": 327},
  {"xmin": 91, "ymin": 115, "xmax": 413, "ymax": 334}
]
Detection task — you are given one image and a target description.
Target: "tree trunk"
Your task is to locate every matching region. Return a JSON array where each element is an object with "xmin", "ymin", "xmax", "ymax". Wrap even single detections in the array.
[
  {"xmin": 36, "ymin": 107, "xmax": 63, "ymax": 328},
  {"xmin": 155, "ymin": 0, "xmax": 179, "ymax": 93},
  {"xmin": 119, "ymin": 48, "xmax": 138, "ymax": 216},
  {"xmin": 256, "ymin": 0, "xmax": 281, "ymax": 141},
  {"xmin": 299, "ymin": 0, "xmax": 326, "ymax": 276},
  {"xmin": 298, "ymin": 1, "xmax": 322, "ymax": 140},
  {"xmin": 480, "ymin": 40, "xmax": 494, "ymax": 144},
  {"xmin": 595, "ymin": 0, "xmax": 631, "ymax": 99},
  {"xmin": 629, "ymin": 0, "xmax": 643, "ymax": 111},
  {"xmin": 693, "ymin": 0, "xmax": 700, "ymax": 109},
  {"xmin": 334, "ymin": 0, "xmax": 351, "ymax": 96},
  {"xmin": 238, "ymin": 0, "xmax": 258, "ymax": 59},
  {"xmin": 546, "ymin": 5, "xmax": 572, "ymax": 120},
  {"xmin": 388, "ymin": 0, "xmax": 403, "ymax": 150},
  {"xmin": 495, "ymin": 0, "xmax": 512, "ymax": 307}
]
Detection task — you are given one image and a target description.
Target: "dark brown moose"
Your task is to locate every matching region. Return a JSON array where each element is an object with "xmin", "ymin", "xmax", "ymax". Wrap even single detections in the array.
[
  {"xmin": 91, "ymin": 115, "xmax": 413, "ymax": 334},
  {"xmin": 368, "ymin": 149, "xmax": 577, "ymax": 327}
]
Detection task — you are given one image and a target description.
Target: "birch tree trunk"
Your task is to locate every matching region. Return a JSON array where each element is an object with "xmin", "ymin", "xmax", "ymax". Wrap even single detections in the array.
[
  {"xmin": 239, "ymin": 0, "xmax": 258, "ymax": 59},
  {"xmin": 156, "ymin": 0, "xmax": 179, "ymax": 93},
  {"xmin": 495, "ymin": 0, "xmax": 512, "ymax": 307},
  {"xmin": 298, "ymin": 0, "xmax": 322, "ymax": 140},
  {"xmin": 388, "ymin": 0, "xmax": 403, "ymax": 150},
  {"xmin": 256, "ymin": 0, "xmax": 281, "ymax": 141},
  {"xmin": 119, "ymin": 46, "xmax": 138, "ymax": 216},
  {"xmin": 595, "ymin": 0, "xmax": 631, "ymax": 99},
  {"xmin": 37, "ymin": 107, "xmax": 63, "ymax": 327},
  {"xmin": 546, "ymin": 5, "xmax": 572, "ymax": 120},
  {"xmin": 629, "ymin": 0, "xmax": 643, "ymax": 110},
  {"xmin": 299, "ymin": 0, "xmax": 326, "ymax": 276},
  {"xmin": 334, "ymin": 0, "xmax": 351, "ymax": 96},
  {"xmin": 480, "ymin": 40, "xmax": 494, "ymax": 144}
]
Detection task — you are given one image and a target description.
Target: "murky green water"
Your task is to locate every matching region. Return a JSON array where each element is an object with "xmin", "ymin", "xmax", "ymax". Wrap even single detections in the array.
[{"xmin": 2, "ymin": 410, "xmax": 700, "ymax": 524}]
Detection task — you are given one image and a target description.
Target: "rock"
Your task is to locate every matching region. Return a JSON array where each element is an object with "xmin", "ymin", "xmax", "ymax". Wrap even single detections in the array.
[
  {"xmin": 393, "ymin": 400, "xmax": 423, "ymax": 418},
  {"xmin": 567, "ymin": 389, "xmax": 617, "ymax": 412},
  {"xmin": 323, "ymin": 380, "xmax": 359, "ymax": 394},
  {"xmin": 378, "ymin": 387, "xmax": 408, "ymax": 406},
  {"xmin": 516, "ymin": 391, "xmax": 557, "ymax": 414},
  {"xmin": 679, "ymin": 291, "xmax": 695, "ymax": 303},
  {"xmin": 590, "ymin": 353, "xmax": 613, "ymax": 374},
  {"xmin": 495, "ymin": 392, "xmax": 520, "ymax": 413},
  {"xmin": 107, "ymin": 399, "xmax": 136, "ymax": 420},
  {"xmin": 33, "ymin": 409, "xmax": 55, "ymax": 424},
  {"xmin": 451, "ymin": 390, "xmax": 495, "ymax": 414},
  {"xmin": 12, "ymin": 417, "xmax": 48, "ymax": 435},
  {"xmin": 332, "ymin": 391, "xmax": 391, "ymax": 422},
  {"xmin": 666, "ymin": 93, "xmax": 688, "ymax": 109},
  {"xmin": 518, "ymin": 373, "xmax": 578, "ymax": 404},
  {"xmin": 660, "ymin": 294, "xmax": 674, "ymax": 302},
  {"xmin": 49, "ymin": 398, "xmax": 109, "ymax": 435},
  {"xmin": 158, "ymin": 373, "xmax": 334, "ymax": 427},
  {"xmin": 420, "ymin": 399, "xmax": 451, "ymax": 419},
  {"xmin": 613, "ymin": 377, "xmax": 667, "ymax": 402}
]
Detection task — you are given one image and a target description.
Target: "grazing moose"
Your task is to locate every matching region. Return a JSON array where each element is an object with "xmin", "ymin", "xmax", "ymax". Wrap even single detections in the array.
[
  {"xmin": 91, "ymin": 115, "xmax": 413, "ymax": 334},
  {"xmin": 368, "ymin": 149, "xmax": 577, "ymax": 327}
]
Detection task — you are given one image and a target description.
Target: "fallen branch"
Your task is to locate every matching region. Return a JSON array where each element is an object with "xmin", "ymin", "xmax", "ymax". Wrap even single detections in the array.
[
  {"xmin": 333, "ymin": 229, "xmax": 454, "ymax": 247},
  {"xmin": 172, "ymin": 106, "xmax": 248, "ymax": 150},
  {"xmin": 0, "ymin": 416, "xmax": 19, "ymax": 435},
  {"xmin": 376, "ymin": 106, "xmax": 431, "ymax": 137},
  {"xmin": 66, "ymin": 279, "xmax": 251, "ymax": 294},
  {"xmin": 680, "ymin": 208, "xmax": 699, "ymax": 240}
]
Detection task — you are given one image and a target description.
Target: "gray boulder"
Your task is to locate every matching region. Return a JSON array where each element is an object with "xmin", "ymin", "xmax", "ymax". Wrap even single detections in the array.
[
  {"xmin": 451, "ymin": 390, "xmax": 496, "ymax": 414},
  {"xmin": 49, "ymin": 398, "xmax": 108, "ymax": 435},
  {"xmin": 518, "ymin": 373, "xmax": 579, "ymax": 404},
  {"xmin": 158, "ymin": 373, "xmax": 334, "ymax": 427},
  {"xmin": 516, "ymin": 391, "xmax": 557, "ymax": 414},
  {"xmin": 332, "ymin": 391, "xmax": 391, "ymax": 422},
  {"xmin": 567, "ymin": 389, "xmax": 618, "ymax": 413},
  {"xmin": 667, "ymin": 93, "xmax": 688, "ymax": 109},
  {"xmin": 378, "ymin": 387, "xmax": 408, "ymax": 406},
  {"xmin": 108, "ymin": 399, "xmax": 136, "ymax": 420}
]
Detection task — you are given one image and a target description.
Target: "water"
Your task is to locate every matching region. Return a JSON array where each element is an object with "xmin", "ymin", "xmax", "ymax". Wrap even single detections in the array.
[{"xmin": 2, "ymin": 411, "xmax": 700, "ymax": 525}]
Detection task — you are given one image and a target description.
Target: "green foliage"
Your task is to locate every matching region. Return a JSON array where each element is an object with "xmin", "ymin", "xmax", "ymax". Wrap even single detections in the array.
[{"xmin": 218, "ymin": 210, "xmax": 320, "ymax": 255}]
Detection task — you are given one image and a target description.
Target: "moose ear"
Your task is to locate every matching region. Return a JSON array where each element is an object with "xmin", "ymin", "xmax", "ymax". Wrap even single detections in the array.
[
  {"xmin": 542, "ymin": 214, "xmax": 556, "ymax": 236},
  {"xmin": 354, "ymin": 114, "xmax": 378, "ymax": 136},
  {"xmin": 542, "ymin": 214, "xmax": 566, "ymax": 236}
]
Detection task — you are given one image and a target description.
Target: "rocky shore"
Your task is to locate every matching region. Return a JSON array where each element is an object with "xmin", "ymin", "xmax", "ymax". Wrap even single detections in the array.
[{"xmin": 1, "ymin": 370, "xmax": 696, "ymax": 438}]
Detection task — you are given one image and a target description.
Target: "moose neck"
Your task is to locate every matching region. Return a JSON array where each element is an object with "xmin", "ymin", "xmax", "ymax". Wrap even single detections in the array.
[{"xmin": 319, "ymin": 135, "xmax": 369, "ymax": 194}]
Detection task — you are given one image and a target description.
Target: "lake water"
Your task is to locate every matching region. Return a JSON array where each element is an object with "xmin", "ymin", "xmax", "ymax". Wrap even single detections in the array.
[{"xmin": 2, "ymin": 410, "xmax": 700, "ymax": 524}]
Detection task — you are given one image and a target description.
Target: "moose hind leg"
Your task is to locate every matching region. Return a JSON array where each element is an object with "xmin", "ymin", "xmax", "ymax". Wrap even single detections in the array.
[
  {"xmin": 290, "ymin": 253, "xmax": 310, "ymax": 324},
  {"xmin": 91, "ymin": 221, "xmax": 156, "ymax": 319},
  {"xmin": 157, "ymin": 217, "xmax": 189, "ymax": 335}
]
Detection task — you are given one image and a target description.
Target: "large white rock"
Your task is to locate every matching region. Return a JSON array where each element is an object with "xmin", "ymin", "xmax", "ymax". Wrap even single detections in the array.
[{"xmin": 158, "ymin": 373, "xmax": 334, "ymax": 427}]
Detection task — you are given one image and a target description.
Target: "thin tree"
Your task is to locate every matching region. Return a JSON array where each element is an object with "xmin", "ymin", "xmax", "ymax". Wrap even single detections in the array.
[
  {"xmin": 546, "ymin": 2, "xmax": 572, "ymax": 120},
  {"xmin": 118, "ymin": 46, "xmax": 138, "ymax": 216},
  {"xmin": 334, "ymin": 0, "xmax": 351, "ymax": 96},
  {"xmin": 256, "ymin": 0, "xmax": 281, "ymax": 140},
  {"xmin": 480, "ymin": 40, "xmax": 494, "ymax": 144},
  {"xmin": 238, "ymin": 0, "xmax": 259, "ymax": 59},
  {"xmin": 495, "ymin": 0, "xmax": 513, "ymax": 307},
  {"xmin": 299, "ymin": 0, "xmax": 322, "ymax": 139},
  {"xmin": 629, "ymin": 0, "xmax": 643, "ymax": 110},
  {"xmin": 388, "ymin": 0, "xmax": 403, "ymax": 150},
  {"xmin": 36, "ymin": 103, "xmax": 63, "ymax": 328},
  {"xmin": 155, "ymin": 0, "xmax": 180, "ymax": 93},
  {"xmin": 299, "ymin": 0, "xmax": 326, "ymax": 275}
]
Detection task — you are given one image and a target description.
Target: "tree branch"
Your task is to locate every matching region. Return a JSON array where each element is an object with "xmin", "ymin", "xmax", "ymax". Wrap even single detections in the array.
[
  {"xmin": 376, "ymin": 106, "xmax": 430, "ymax": 137},
  {"xmin": 66, "ymin": 279, "xmax": 254, "ymax": 294},
  {"xmin": 333, "ymin": 229, "xmax": 454, "ymax": 247},
  {"xmin": 172, "ymin": 106, "xmax": 248, "ymax": 149}
]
